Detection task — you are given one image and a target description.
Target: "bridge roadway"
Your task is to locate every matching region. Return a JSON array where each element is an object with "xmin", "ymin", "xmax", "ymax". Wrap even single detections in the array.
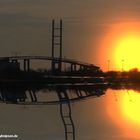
[
  {"xmin": 0, "ymin": 76, "xmax": 105, "ymax": 84},
  {"xmin": 0, "ymin": 55, "xmax": 99, "ymax": 69}
]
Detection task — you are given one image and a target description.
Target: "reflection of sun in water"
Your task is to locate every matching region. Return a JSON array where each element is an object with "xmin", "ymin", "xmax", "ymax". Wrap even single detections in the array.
[
  {"xmin": 106, "ymin": 89, "xmax": 140, "ymax": 138},
  {"xmin": 122, "ymin": 90, "xmax": 140, "ymax": 124}
]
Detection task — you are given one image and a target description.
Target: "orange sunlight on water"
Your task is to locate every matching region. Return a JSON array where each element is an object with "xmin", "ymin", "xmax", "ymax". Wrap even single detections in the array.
[
  {"xmin": 106, "ymin": 89, "xmax": 140, "ymax": 138},
  {"xmin": 98, "ymin": 22, "xmax": 140, "ymax": 71}
]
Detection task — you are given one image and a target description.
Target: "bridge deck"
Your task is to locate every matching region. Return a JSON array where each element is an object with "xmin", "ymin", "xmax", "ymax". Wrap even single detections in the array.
[{"xmin": 0, "ymin": 56, "xmax": 99, "ymax": 68}]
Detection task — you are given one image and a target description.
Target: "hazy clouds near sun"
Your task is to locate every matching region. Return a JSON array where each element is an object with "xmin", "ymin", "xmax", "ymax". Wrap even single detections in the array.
[{"xmin": 0, "ymin": 0, "xmax": 140, "ymax": 65}]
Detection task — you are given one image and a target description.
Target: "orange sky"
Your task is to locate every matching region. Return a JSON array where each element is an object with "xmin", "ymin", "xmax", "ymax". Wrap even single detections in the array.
[
  {"xmin": 1, "ymin": 1, "xmax": 140, "ymax": 140},
  {"xmin": 97, "ymin": 21, "xmax": 140, "ymax": 71}
]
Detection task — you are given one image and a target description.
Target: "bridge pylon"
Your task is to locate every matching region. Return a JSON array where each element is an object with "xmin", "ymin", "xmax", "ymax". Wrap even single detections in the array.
[{"xmin": 51, "ymin": 19, "xmax": 63, "ymax": 74}]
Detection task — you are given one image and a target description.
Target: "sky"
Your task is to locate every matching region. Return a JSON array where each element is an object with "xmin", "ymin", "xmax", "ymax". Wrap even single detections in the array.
[
  {"xmin": 1, "ymin": 0, "xmax": 140, "ymax": 140},
  {"xmin": 1, "ymin": 0, "xmax": 140, "ymax": 70}
]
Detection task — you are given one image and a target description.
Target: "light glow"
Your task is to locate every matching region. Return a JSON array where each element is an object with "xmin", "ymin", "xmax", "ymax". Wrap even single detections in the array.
[
  {"xmin": 106, "ymin": 89, "xmax": 140, "ymax": 138},
  {"xmin": 121, "ymin": 90, "xmax": 140, "ymax": 125},
  {"xmin": 114, "ymin": 37, "xmax": 140, "ymax": 71},
  {"xmin": 98, "ymin": 22, "xmax": 140, "ymax": 71}
]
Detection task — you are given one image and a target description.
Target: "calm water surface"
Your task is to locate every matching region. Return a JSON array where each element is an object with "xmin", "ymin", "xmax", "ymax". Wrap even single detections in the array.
[{"xmin": 0, "ymin": 89, "xmax": 140, "ymax": 140}]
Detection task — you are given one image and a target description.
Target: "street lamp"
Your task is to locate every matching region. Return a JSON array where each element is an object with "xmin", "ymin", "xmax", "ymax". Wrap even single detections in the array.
[
  {"xmin": 107, "ymin": 60, "xmax": 110, "ymax": 72},
  {"xmin": 122, "ymin": 59, "xmax": 124, "ymax": 72}
]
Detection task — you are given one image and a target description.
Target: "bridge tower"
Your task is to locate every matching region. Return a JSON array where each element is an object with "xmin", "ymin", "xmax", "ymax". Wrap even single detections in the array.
[{"xmin": 51, "ymin": 19, "xmax": 63, "ymax": 74}]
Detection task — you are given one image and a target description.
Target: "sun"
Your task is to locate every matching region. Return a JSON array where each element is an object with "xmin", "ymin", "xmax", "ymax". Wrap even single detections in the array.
[
  {"xmin": 114, "ymin": 37, "xmax": 140, "ymax": 71},
  {"xmin": 97, "ymin": 22, "xmax": 140, "ymax": 71}
]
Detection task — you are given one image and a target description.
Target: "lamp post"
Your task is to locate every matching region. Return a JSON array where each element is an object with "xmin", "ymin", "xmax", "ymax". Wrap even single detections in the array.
[
  {"xmin": 122, "ymin": 59, "xmax": 124, "ymax": 72},
  {"xmin": 107, "ymin": 60, "xmax": 110, "ymax": 72}
]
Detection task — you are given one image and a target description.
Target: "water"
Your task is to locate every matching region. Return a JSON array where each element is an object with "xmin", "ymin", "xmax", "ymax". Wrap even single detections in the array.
[{"xmin": 0, "ymin": 89, "xmax": 140, "ymax": 140}]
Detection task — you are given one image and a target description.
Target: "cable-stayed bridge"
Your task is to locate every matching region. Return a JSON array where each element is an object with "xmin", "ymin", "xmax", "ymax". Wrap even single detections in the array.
[{"xmin": 0, "ymin": 20, "xmax": 107, "ymax": 140}]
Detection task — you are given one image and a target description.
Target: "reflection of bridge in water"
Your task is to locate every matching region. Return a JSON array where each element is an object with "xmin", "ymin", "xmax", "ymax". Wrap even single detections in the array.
[
  {"xmin": 0, "ymin": 20, "xmax": 106, "ymax": 140},
  {"xmin": 0, "ymin": 82, "xmax": 107, "ymax": 140},
  {"xmin": 0, "ymin": 83, "xmax": 107, "ymax": 104}
]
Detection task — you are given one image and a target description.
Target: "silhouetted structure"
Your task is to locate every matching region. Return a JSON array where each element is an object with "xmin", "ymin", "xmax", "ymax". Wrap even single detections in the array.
[{"xmin": 0, "ymin": 19, "xmax": 105, "ymax": 140}]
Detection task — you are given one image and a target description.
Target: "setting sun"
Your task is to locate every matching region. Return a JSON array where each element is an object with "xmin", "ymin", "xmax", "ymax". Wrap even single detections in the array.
[
  {"xmin": 114, "ymin": 37, "xmax": 140, "ymax": 71},
  {"xmin": 98, "ymin": 22, "xmax": 140, "ymax": 71}
]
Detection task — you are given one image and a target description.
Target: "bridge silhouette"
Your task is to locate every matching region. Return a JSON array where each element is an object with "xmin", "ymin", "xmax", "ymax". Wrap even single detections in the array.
[
  {"xmin": 2, "ymin": 55, "xmax": 99, "ymax": 72},
  {"xmin": 0, "ymin": 19, "xmax": 106, "ymax": 140}
]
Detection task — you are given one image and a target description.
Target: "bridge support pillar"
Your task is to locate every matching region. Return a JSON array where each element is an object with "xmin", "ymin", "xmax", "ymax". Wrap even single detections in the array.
[
  {"xmin": 11, "ymin": 59, "xmax": 20, "ymax": 70},
  {"xmin": 11, "ymin": 60, "xmax": 18, "ymax": 63},
  {"xmin": 52, "ymin": 60, "xmax": 62, "ymax": 74},
  {"xmin": 71, "ymin": 64, "xmax": 77, "ymax": 72},
  {"xmin": 80, "ymin": 65, "xmax": 88, "ymax": 71},
  {"xmin": 23, "ymin": 59, "xmax": 30, "ymax": 72}
]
